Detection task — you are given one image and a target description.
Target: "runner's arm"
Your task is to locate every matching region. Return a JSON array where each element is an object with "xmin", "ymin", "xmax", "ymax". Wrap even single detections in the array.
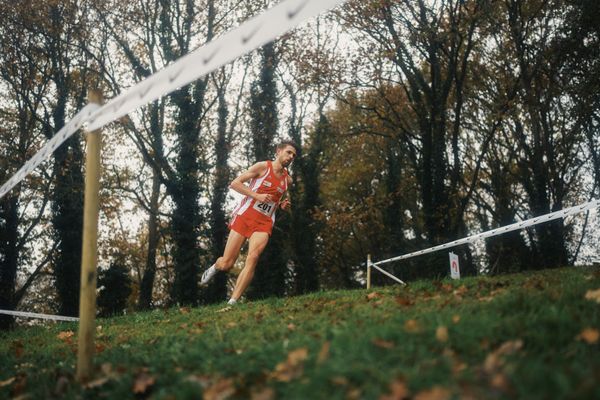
[{"xmin": 229, "ymin": 162, "xmax": 269, "ymax": 201}]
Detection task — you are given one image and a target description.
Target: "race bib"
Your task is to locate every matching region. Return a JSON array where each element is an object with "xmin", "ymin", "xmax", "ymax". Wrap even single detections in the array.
[{"xmin": 253, "ymin": 200, "xmax": 276, "ymax": 217}]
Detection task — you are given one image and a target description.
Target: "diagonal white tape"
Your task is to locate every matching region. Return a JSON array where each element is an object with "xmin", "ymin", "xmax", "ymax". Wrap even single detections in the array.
[
  {"xmin": 0, "ymin": 309, "xmax": 79, "ymax": 322},
  {"xmin": 0, "ymin": 103, "xmax": 100, "ymax": 201},
  {"xmin": 373, "ymin": 199, "xmax": 600, "ymax": 267},
  {"xmin": 369, "ymin": 262, "xmax": 407, "ymax": 285},
  {"xmin": 86, "ymin": 0, "xmax": 348, "ymax": 131},
  {"xmin": 0, "ymin": 0, "xmax": 347, "ymax": 202}
]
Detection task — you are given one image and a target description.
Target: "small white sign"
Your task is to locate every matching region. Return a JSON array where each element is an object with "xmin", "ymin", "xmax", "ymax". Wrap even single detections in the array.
[{"xmin": 449, "ymin": 252, "xmax": 460, "ymax": 280}]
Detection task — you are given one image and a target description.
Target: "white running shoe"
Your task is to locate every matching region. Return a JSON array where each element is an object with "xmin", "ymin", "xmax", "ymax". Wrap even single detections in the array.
[
  {"xmin": 200, "ymin": 265, "xmax": 218, "ymax": 285},
  {"xmin": 227, "ymin": 298, "xmax": 237, "ymax": 305}
]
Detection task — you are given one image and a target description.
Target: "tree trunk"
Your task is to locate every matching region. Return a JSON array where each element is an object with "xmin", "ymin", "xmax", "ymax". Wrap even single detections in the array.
[
  {"xmin": 138, "ymin": 170, "xmax": 161, "ymax": 310},
  {"xmin": 0, "ymin": 195, "xmax": 19, "ymax": 330}
]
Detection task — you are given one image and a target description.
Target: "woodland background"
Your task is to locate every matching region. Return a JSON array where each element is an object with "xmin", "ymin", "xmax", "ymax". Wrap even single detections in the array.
[{"xmin": 0, "ymin": 0, "xmax": 598, "ymax": 328}]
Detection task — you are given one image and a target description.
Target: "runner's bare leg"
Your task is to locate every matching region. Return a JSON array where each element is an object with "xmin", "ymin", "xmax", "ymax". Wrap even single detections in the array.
[
  {"xmin": 230, "ymin": 232, "xmax": 269, "ymax": 300},
  {"xmin": 215, "ymin": 229, "xmax": 246, "ymax": 271}
]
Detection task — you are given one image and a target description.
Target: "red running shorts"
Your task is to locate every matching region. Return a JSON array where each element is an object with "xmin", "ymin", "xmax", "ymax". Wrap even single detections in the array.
[{"xmin": 229, "ymin": 213, "xmax": 273, "ymax": 238}]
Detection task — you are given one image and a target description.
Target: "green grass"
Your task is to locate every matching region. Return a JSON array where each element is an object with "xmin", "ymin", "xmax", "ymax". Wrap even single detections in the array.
[{"xmin": 1, "ymin": 267, "xmax": 599, "ymax": 399}]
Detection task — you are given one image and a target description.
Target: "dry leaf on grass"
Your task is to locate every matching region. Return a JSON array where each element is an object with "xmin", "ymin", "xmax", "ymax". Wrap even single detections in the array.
[
  {"xmin": 0, "ymin": 377, "xmax": 15, "ymax": 388},
  {"xmin": 57, "ymin": 331, "xmax": 75, "ymax": 343},
  {"xmin": 372, "ymin": 338, "xmax": 395, "ymax": 349},
  {"xmin": 379, "ymin": 378, "xmax": 410, "ymax": 400},
  {"xmin": 453, "ymin": 286, "xmax": 468, "ymax": 296},
  {"xmin": 576, "ymin": 328, "xmax": 599, "ymax": 344},
  {"xmin": 12, "ymin": 340, "xmax": 24, "ymax": 358},
  {"xmin": 331, "ymin": 376, "xmax": 349, "ymax": 386},
  {"xmin": 452, "ymin": 315, "xmax": 461, "ymax": 324},
  {"xmin": 436, "ymin": 326, "xmax": 449, "ymax": 343},
  {"xmin": 367, "ymin": 292, "xmax": 381, "ymax": 300},
  {"xmin": 584, "ymin": 288, "xmax": 600, "ymax": 304},
  {"xmin": 413, "ymin": 386, "xmax": 451, "ymax": 400},
  {"xmin": 404, "ymin": 319, "xmax": 421, "ymax": 333},
  {"xmin": 250, "ymin": 386, "xmax": 275, "ymax": 400},
  {"xmin": 203, "ymin": 378, "xmax": 236, "ymax": 400},
  {"xmin": 271, "ymin": 348, "xmax": 308, "ymax": 382},
  {"xmin": 490, "ymin": 373, "xmax": 511, "ymax": 392},
  {"xmin": 132, "ymin": 372, "xmax": 156, "ymax": 394},
  {"xmin": 84, "ymin": 376, "xmax": 110, "ymax": 390},
  {"xmin": 395, "ymin": 296, "xmax": 415, "ymax": 307},
  {"xmin": 484, "ymin": 339, "xmax": 523, "ymax": 374},
  {"xmin": 317, "ymin": 341, "xmax": 330, "ymax": 364}
]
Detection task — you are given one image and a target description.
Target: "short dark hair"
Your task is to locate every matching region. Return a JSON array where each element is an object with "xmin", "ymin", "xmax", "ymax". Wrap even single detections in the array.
[{"xmin": 276, "ymin": 140, "xmax": 299, "ymax": 153}]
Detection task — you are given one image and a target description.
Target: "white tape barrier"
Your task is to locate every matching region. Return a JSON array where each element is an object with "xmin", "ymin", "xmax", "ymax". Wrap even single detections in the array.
[
  {"xmin": 369, "ymin": 262, "xmax": 406, "ymax": 285},
  {"xmin": 85, "ymin": 0, "xmax": 348, "ymax": 132},
  {"xmin": 373, "ymin": 199, "xmax": 600, "ymax": 267},
  {"xmin": 0, "ymin": 104, "xmax": 100, "ymax": 201},
  {"xmin": 0, "ymin": 309, "xmax": 79, "ymax": 322},
  {"xmin": 0, "ymin": 0, "xmax": 348, "ymax": 202}
]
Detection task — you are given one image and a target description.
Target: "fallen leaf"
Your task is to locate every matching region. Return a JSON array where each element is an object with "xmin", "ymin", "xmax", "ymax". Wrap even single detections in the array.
[
  {"xmin": 271, "ymin": 348, "xmax": 308, "ymax": 382},
  {"xmin": 584, "ymin": 288, "xmax": 600, "ymax": 304},
  {"xmin": 84, "ymin": 376, "xmax": 109, "ymax": 389},
  {"xmin": 414, "ymin": 386, "xmax": 451, "ymax": 400},
  {"xmin": 372, "ymin": 338, "xmax": 395, "ymax": 349},
  {"xmin": 439, "ymin": 283, "xmax": 453, "ymax": 293},
  {"xmin": 132, "ymin": 372, "xmax": 155, "ymax": 394},
  {"xmin": 380, "ymin": 378, "xmax": 410, "ymax": 400},
  {"xmin": 331, "ymin": 376, "xmax": 349, "ymax": 386},
  {"xmin": 367, "ymin": 292, "xmax": 381, "ymax": 300},
  {"xmin": 287, "ymin": 323, "xmax": 296, "ymax": 331},
  {"xmin": 484, "ymin": 340, "xmax": 523, "ymax": 374},
  {"xmin": 226, "ymin": 322, "xmax": 237, "ymax": 328},
  {"xmin": 180, "ymin": 307, "xmax": 191, "ymax": 314},
  {"xmin": 95, "ymin": 343, "xmax": 106, "ymax": 354},
  {"xmin": 490, "ymin": 373, "xmax": 511, "ymax": 392},
  {"xmin": 452, "ymin": 315, "xmax": 461, "ymax": 324},
  {"xmin": 395, "ymin": 296, "xmax": 414, "ymax": 307},
  {"xmin": 347, "ymin": 388, "xmax": 362, "ymax": 400},
  {"xmin": 203, "ymin": 378, "xmax": 236, "ymax": 400},
  {"xmin": 56, "ymin": 331, "xmax": 75, "ymax": 343},
  {"xmin": 317, "ymin": 341, "xmax": 330, "ymax": 364},
  {"xmin": 11, "ymin": 374, "xmax": 27, "ymax": 397},
  {"xmin": 185, "ymin": 374, "xmax": 212, "ymax": 388},
  {"xmin": 12, "ymin": 340, "xmax": 24, "ymax": 358},
  {"xmin": 0, "ymin": 377, "xmax": 15, "ymax": 387},
  {"xmin": 404, "ymin": 319, "xmax": 421, "ymax": 333},
  {"xmin": 436, "ymin": 326, "xmax": 449, "ymax": 343},
  {"xmin": 453, "ymin": 285, "xmax": 468, "ymax": 296},
  {"xmin": 250, "ymin": 386, "xmax": 275, "ymax": 400},
  {"xmin": 216, "ymin": 306, "xmax": 232, "ymax": 313},
  {"xmin": 577, "ymin": 328, "xmax": 599, "ymax": 344}
]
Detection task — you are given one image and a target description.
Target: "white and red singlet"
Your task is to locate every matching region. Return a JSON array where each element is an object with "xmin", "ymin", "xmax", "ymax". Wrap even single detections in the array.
[{"xmin": 229, "ymin": 161, "xmax": 289, "ymax": 237}]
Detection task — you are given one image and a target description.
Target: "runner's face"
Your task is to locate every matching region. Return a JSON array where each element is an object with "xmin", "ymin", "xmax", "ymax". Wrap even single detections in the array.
[{"xmin": 277, "ymin": 145, "xmax": 297, "ymax": 167}]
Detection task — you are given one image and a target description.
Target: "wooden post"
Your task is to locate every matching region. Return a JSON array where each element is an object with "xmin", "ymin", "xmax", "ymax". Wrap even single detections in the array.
[
  {"xmin": 367, "ymin": 254, "xmax": 372, "ymax": 290},
  {"xmin": 76, "ymin": 90, "xmax": 103, "ymax": 382}
]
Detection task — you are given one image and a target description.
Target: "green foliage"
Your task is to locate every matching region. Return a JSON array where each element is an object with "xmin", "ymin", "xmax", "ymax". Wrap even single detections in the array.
[{"xmin": 1, "ymin": 267, "xmax": 599, "ymax": 399}]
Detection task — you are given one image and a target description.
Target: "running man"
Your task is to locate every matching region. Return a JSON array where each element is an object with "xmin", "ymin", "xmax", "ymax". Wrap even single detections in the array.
[{"xmin": 200, "ymin": 140, "xmax": 298, "ymax": 305}]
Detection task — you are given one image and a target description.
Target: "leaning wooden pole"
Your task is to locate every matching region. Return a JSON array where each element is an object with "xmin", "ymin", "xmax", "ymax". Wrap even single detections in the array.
[{"xmin": 76, "ymin": 90, "xmax": 103, "ymax": 382}]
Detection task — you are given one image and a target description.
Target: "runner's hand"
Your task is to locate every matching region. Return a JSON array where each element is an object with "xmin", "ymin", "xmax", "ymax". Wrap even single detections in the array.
[
  {"xmin": 255, "ymin": 193, "xmax": 272, "ymax": 203},
  {"xmin": 280, "ymin": 199, "xmax": 291, "ymax": 211}
]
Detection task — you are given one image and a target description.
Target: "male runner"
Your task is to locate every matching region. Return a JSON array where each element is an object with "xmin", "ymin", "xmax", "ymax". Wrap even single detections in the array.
[{"xmin": 200, "ymin": 140, "xmax": 297, "ymax": 305}]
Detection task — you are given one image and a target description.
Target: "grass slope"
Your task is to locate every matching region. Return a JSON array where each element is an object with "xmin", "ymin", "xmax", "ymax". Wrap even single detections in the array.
[{"xmin": 1, "ymin": 267, "xmax": 599, "ymax": 399}]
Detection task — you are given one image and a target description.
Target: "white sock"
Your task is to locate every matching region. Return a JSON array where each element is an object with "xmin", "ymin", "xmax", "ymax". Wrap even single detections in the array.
[{"xmin": 227, "ymin": 298, "xmax": 237, "ymax": 305}]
